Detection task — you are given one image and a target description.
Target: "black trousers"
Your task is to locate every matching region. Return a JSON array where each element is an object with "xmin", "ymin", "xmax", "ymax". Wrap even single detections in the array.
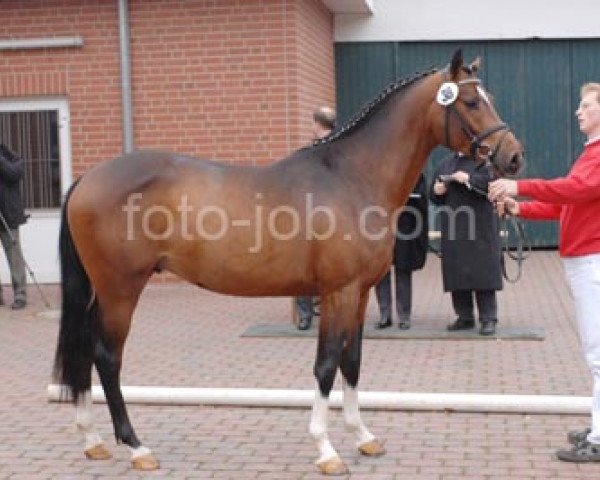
[
  {"xmin": 451, "ymin": 289, "xmax": 497, "ymax": 322},
  {"xmin": 375, "ymin": 268, "xmax": 412, "ymax": 322}
]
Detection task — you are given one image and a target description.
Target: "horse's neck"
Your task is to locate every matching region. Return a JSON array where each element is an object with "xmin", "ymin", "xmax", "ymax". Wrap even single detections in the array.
[{"xmin": 340, "ymin": 78, "xmax": 438, "ymax": 211}]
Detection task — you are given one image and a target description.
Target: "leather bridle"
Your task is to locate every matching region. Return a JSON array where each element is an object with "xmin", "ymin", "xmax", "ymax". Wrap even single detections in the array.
[{"xmin": 442, "ymin": 77, "xmax": 511, "ymax": 173}]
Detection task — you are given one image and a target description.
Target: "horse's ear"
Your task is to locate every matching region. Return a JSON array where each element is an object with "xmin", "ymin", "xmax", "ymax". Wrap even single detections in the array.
[
  {"xmin": 449, "ymin": 49, "xmax": 463, "ymax": 79},
  {"xmin": 469, "ymin": 57, "xmax": 481, "ymax": 73}
]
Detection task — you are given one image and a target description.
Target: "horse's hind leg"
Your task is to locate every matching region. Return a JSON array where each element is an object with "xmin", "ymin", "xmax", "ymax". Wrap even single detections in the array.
[
  {"xmin": 93, "ymin": 283, "xmax": 160, "ymax": 471},
  {"xmin": 340, "ymin": 289, "xmax": 385, "ymax": 457}
]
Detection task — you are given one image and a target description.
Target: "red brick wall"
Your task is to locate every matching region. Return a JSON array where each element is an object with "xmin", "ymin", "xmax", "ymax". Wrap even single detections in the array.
[
  {"xmin": 0, "ymin": 1, "xmax": 122, "ymax": 177},
  {"xmin": 295, "ymin": 0, "xmax": 336, "ymax": 144},
  {"xmin": 0, "ymin": 0, "xmax": 335, "ymax": 174},
  {"xmin": 129, "ymin": 0, "xmax": 334, "ymax": 164}
]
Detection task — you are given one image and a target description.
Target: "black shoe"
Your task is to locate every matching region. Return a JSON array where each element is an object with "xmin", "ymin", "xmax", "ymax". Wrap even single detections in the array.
[
  {"xmin": 375, "ymin": 317, "xmax": 392, "ymax": 329},
  {"xmin": 556, "ymin": 440, "xmax": 600, "ymax": 462},
  {"xmin": 0, "ymin": 293, "xmax": 4, "ymax": 306},
  {"xmin": 479, "ymin": 320, "xmax": 497, "ymax": 336},
  {"xmin": 11, "ymin": 298, "xmax": 26, "ymax": 310},
  {"xmin": 298, "ymin": 317, "xmax": 312, "ymax": 330},
  {"xmin": 447, "ymin": 318, "xmax": 475, "ymax": 331},
  {"xmin": 398, "ymin": 319, "xmax": 410, "ymax": 330},
  {"xmin": 568, "ymin": 427, "xmax": 592, "ymax": 446}
]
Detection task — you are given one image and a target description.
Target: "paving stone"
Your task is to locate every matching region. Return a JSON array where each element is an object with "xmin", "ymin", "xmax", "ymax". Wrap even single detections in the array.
[{"xmin": 2, "ymin": 252, "xmax": 600, "ymax": 477}]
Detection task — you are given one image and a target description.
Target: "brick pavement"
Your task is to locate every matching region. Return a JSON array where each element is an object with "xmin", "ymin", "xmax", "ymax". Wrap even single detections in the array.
[{"xmin": 0, "ymin": 251, "xmax": 599, "ymax": 479}]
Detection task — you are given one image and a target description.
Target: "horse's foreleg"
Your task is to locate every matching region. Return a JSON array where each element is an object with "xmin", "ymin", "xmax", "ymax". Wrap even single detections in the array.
[
  {"xmin": 341, "ymin": 377, "xmax": 385, "ymax": 456},
  {"xmin": 310, "ymin": 340, "xmax": 347, "ymax": 475},
  {"xmin": 76, "ymin": 389, "xmax": 112, "ymax": 460},
  {"xmin": 340, "ymin": 291, "xmax": 386, "ymax": 457},
  {"xmin": 94, "ymin": 299, "xmax": 159, "ymax": 471},
  {"xmin": 340, "ymin": 328, "xmax": 376, "ymax": 448},
  {"xmin": 309, "ymin": 288, "xmax": 359, "ymax": 475}
]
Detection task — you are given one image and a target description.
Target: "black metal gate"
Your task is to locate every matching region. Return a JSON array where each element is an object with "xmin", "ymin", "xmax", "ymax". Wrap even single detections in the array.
[{"xmin": 0, "ymin": 110, "xmax": 61, "ymax": 209}]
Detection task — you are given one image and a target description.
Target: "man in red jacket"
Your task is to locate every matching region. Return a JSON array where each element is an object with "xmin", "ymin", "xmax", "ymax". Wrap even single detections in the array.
[{"xmin": 489, "ymin": 82, "xmax": 600, "ymax": 462}]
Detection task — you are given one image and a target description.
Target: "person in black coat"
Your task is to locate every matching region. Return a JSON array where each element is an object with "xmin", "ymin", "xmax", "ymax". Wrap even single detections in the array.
[
  {"xmin": 0, "ymin": 143, "xmax": 28, "ymax": 309},
  {"xmin": 430, "ymin": 153, "xmax": 502, "ymax": 335},
  {"xmin": 375, "ymin": 174, "xmax": 428, "ymax": 330}
]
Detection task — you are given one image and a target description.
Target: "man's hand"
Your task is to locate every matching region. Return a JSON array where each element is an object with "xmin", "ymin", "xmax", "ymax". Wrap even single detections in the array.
[
  {"xmin": 489, "ymin": 178, "xmax": 517, "ymax": 201},
  {"xmin": 495, "ymin": 197, "xmax": 520, "ymax": 217},
  {"xmin": 451, "ymin": 170, "xmax": 469, "ymax": 184},
  {"xmin": 433, "ymin": 180, "xmax": 447, "ymax": 195}
]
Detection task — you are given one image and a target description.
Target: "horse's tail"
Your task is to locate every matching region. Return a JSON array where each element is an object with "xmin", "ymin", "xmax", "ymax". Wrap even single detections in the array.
[{"xmin": 53, "ymin": 178, "xmax": 100, "ymax": 403}]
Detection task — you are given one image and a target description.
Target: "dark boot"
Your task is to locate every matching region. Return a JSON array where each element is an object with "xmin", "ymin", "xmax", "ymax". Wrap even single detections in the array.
[
  {"xmin": 556, "ymin": 440, "xmax": 600, "ymax": 462},
  {"xmin": 568, "ymin": 427, "xmax": 592, "ymax": 446},
  {"xmin": 447, "ymin": 318, "xmax": 475, "ymax": 331},
  {"xmin": 11, "ymin": 298, "xmax": 26, "ymax": 310},
  {"xmin": 298, "ymin": 316, "xmax": 312, "ymax": 330},
  {"xmin": 375, "ymin": 316, "xmax": 392, "ymax": 329},
  {"xmin": 479, "ymin": 320, "xmax": 497, "ymax": 336},
  {"xmin": 398, "ymin": 316, "xmax": 410, "ymax": 330}
]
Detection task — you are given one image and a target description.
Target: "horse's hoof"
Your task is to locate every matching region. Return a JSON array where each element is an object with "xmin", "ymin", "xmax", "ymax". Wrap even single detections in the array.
[
  {"xmin": 131, "ymin": 453, "xmax": 160, "ymax": 471},
  {"xmin": 316, "ymin": 456, "xmax": 349, "ymax": 476},
  {"xmin": 84, "ymin": 444, "xmax": 112, "ymax": 460},
  {"xmin": 358, "ymin": 439, "xmax": 386, "ymax": 457}
]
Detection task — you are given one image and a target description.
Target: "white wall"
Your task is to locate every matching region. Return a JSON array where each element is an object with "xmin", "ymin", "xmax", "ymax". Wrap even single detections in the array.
[
  {"xmin": 0, "ymin": 211, "xmax": 61, "ymax": 285},
  {"xmin": 335, "ymin": 0, "xmax": 600, "ymax": 42}
]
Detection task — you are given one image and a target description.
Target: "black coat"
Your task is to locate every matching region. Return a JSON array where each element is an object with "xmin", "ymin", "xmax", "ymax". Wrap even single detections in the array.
[
  {"xmin": 393, "ymin": 174, "xmax": 428, "ymax": 271},
  {"xmin": 0, "ymin": 144, "xmax": 27, "ymax": 231},
  {"xmin": 429, "ymin": 154, "xmax": 502, "ymax": 292}
]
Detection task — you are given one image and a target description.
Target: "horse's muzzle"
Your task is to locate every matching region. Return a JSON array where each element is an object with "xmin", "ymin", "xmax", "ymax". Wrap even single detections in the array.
[{"xmin": 505, "ymin": 151, "xmax": 523, "ymax": 176}]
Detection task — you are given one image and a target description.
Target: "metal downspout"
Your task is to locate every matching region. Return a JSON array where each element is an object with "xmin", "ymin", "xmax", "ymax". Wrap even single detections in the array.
[{"xmin": 118, "ymin": 0, "xmax": 134, "ymax": 153}]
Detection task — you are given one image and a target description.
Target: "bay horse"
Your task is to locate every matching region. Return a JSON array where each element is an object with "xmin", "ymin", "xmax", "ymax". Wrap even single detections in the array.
[{"xmin": 53, "ymin": 50, "xmax": 523, "ymax": 475}]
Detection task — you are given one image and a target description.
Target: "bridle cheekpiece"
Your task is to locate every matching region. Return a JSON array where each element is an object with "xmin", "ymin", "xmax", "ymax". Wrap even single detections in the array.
[{"xmin": 437, "ymin": 72, "xmax": 511, "ymax": 171}]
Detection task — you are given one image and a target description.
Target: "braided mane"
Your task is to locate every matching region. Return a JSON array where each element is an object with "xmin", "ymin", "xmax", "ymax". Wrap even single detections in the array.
[{"xmin": 313, "ymin": 68, "xmax": 438, "ymax": 147}]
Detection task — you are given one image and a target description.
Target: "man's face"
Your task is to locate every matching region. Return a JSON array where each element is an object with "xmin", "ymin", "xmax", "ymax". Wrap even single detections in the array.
[
  {"xmin": 576, "ymin": 91, "xmax": 600, "ymax": 138},
  {"xmin": 313, "ymin": 122, "xmax": 331, "ymax": 140}
]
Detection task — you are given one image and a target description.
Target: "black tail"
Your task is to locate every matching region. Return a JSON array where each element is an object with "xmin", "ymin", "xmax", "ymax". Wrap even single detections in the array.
[{"xmin": 53, "ymin": 178, "xmax": 100, "ymax": 403}]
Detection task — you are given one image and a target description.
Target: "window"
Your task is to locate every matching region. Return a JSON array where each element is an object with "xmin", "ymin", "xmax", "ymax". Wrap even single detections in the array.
[{"xmin": 0, "ymin": 110, "xmax": 61, "ymax": 209}]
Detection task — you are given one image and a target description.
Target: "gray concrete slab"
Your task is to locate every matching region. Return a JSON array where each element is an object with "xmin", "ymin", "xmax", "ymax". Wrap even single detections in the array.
[{"xmin": 242, "ymin": 324, "xmax": 545, "ymax": 340}]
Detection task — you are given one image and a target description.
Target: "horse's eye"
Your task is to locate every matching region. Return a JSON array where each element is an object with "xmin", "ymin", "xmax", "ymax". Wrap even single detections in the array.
[{"xmin": 464, "ymin": 99, "xmax": 479, "ymax": 110}]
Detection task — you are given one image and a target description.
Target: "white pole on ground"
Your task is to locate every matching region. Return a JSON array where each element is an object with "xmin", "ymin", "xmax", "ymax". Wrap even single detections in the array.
[{"xmin": 47, "ymin": 384, "xmax": 591, "ymax": 415}]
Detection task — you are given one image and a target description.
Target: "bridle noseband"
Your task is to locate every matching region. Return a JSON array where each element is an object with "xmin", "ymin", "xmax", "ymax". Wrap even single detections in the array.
[{"xmin": 442, "ymin": 76, "xmax": 511, "ymax": 171}]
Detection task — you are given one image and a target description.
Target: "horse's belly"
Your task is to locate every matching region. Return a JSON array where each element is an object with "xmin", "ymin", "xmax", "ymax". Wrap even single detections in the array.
[{"xmin": 186, "ymin": 266, "xmax": 317, "ymax": 296}]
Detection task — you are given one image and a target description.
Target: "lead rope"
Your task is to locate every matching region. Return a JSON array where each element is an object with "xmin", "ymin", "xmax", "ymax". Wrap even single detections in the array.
[{"xmin": 499, "ymin": 215, "xmax": 531, "ymax": 283}]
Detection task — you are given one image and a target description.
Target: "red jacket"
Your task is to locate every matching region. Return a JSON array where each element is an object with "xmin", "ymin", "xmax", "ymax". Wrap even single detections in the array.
[{"xmin": 518, "ymin": 138, "xmax": 600, "ymax": 257}]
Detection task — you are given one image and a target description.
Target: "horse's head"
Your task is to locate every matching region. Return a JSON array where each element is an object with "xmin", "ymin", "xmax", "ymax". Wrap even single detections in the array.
[{"xmin": 429, "ymin": 49, "xmax": 524, "ymax": 176}]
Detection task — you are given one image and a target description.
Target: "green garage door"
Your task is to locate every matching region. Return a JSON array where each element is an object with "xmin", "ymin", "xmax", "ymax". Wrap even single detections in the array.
[{"xmin": 335, "ymin": 40, "xmax": 600, "ymax": 248}]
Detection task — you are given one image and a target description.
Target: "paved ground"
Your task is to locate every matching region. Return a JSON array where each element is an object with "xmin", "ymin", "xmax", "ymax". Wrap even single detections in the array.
[{"xmin": 0, "ymin": 251, "xmax": 599, "ymax": 479}]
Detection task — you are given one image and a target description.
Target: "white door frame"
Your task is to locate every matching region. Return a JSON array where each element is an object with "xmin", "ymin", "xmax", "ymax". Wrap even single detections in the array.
[
  {"xmin": 0, "ymin": 97, "xmax": 72, "ymax": 199},
  {"xmin": 0, "ymin": 97, "xmax": 72, "ymax": 284}
]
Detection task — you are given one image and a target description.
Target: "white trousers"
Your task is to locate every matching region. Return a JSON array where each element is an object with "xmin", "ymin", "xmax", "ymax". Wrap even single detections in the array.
[{"xmin": 563, "ymin": 253, "xmax": 600, "ymax": 444}]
